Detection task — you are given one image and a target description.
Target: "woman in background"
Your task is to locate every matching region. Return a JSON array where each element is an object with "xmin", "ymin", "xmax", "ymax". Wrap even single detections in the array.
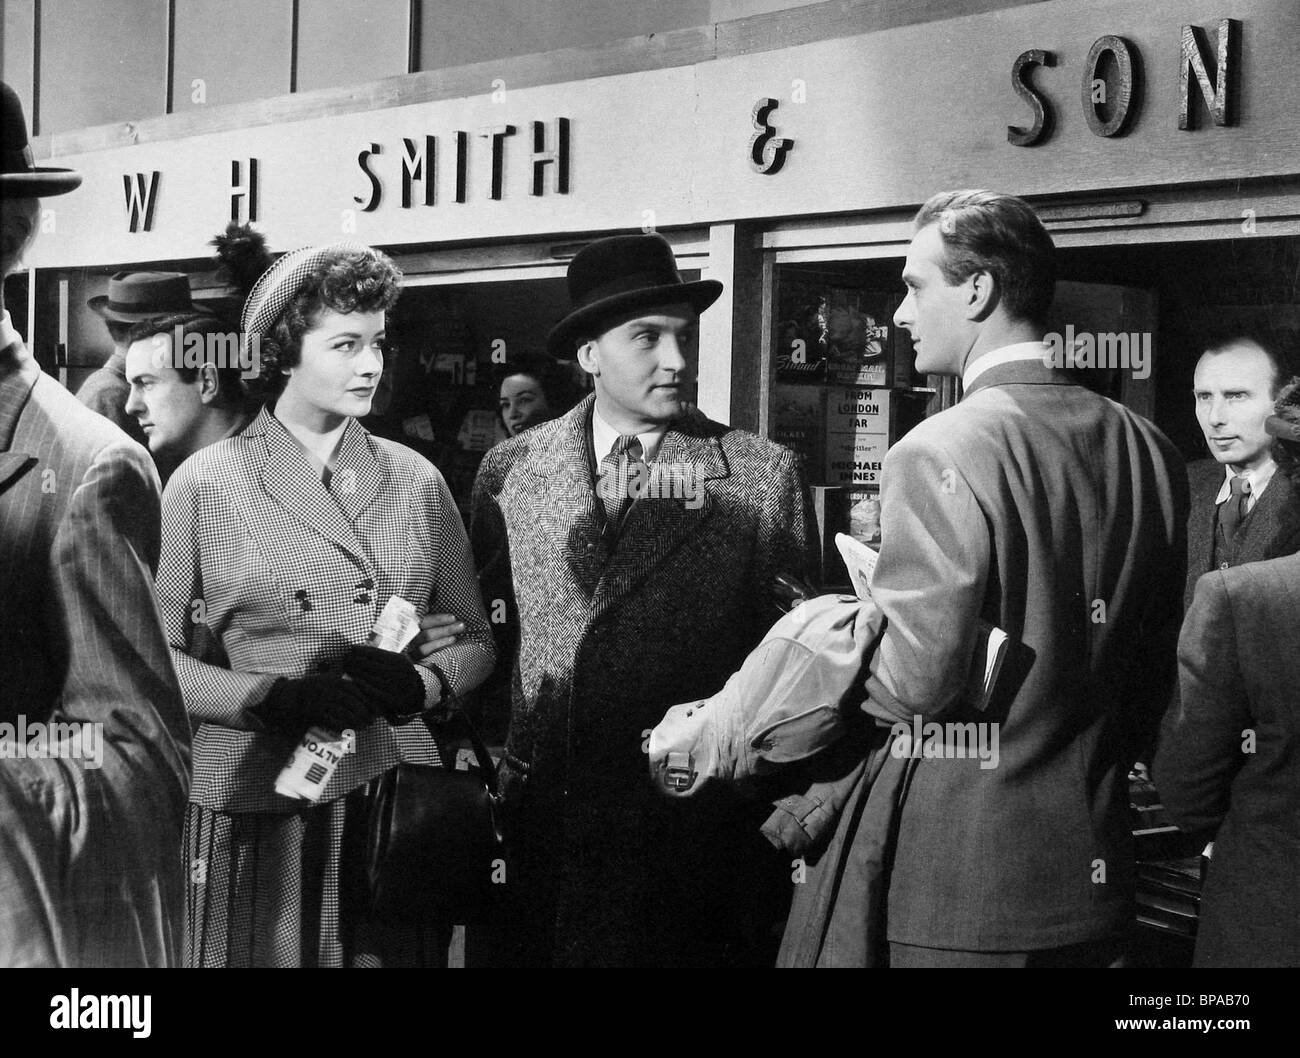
[
  {"xmin": 496, "ymin": 353, "xmax": 580, "ymax": 438},
  {"xmin": 157, "ymin": 243, "xmax": 494, "ymax": 967}
]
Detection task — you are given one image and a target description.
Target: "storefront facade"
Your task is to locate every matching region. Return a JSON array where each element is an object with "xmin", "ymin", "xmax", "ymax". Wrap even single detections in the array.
[{"xmin": 15, "ymin": 0, "xmax": 1300, "ymax": 518}]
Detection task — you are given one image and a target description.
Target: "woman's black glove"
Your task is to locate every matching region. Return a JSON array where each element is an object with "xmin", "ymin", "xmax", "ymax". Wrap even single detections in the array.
[
  {"xmin": 341, "ymin": 644, "xmax": 427, "ymax": 722},
  {"xmin": 249, "ymin": 673, "xmax": 375, "ymax": 736}
]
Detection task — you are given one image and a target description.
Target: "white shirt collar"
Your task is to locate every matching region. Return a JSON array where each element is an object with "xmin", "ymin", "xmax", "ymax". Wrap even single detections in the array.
[
  {"xmin": 962, "ymin": 341, "xmax": 1051, "ymax": 390},
  {"xmin": 0, "ymin": 310, "xmax": 22, "ymax": 353},
  {"xmin": 1214, "ymin": 458, "xmax": 1277, "ymax": 512},
  {"xmin": 592, "ymin": 403, "xmax": 667, "ymax": 463}
]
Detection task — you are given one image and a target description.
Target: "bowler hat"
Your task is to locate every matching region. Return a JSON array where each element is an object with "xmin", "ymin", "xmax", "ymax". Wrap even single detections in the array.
[
  {"xmin": 87, "ymin": 272, "xmax": 197, "ymax": 323},
  {"xmin": 0, "ymin": 81, "xmax": 81, "ymax": 198},
  {"xmin": 546, "ymin": 233, "xmax": 722, "ymax": 358}
]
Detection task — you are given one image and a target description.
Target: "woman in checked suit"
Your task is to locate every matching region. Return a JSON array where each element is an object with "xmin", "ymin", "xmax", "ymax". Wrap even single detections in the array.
[{"xmin": 155, "ymin": 244, "xmax": 495, "ymax": 967}]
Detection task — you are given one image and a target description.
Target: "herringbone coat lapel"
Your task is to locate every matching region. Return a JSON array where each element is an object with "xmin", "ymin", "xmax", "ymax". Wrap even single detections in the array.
[
  {"xmin": 592, "ymin": 414, "xmax": 729, "ymax": 613},
  {"xmin": 521, "ymin": 397, "xmax": 606, "ymax": 596}
]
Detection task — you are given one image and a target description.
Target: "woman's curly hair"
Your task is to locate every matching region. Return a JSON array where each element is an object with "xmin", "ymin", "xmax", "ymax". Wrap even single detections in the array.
[
  {"xmin": 1272, "ymin": 376, "xmax": 1300, "ymax": 488},
  {"xmin": 252, "ymin": 247, "xmax": 402, "ymax": 400}
]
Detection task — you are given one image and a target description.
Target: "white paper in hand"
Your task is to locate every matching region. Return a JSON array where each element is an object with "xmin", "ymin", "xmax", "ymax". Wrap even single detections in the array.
[{"xmin": 834, "ymin": 532, "xmax": 879, "ymax": 600}]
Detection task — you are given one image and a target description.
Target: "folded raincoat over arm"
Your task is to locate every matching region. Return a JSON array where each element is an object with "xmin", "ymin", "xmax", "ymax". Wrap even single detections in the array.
[
  {"xmin": 648, "ymin": 593, "xmax": 883, "ymax": 794},
  {"xmin": 647, "ymin": 592, "xmax": 911, "ymax": 967}
]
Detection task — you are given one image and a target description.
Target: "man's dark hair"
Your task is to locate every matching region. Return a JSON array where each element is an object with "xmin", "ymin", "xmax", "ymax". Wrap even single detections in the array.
[
  {"xmin": 124, "ymin": 310, "xmax": 251, "ymax": 410},
  {"xmin": 1201, "ymin": 328, "xmax": 1298, "ymax": 399},
  {"xmin": 913, "ymin": 189, "xmax": 1057, "ymax": 328}
]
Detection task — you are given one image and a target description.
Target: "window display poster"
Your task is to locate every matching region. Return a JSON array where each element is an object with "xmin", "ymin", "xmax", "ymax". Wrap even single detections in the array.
[
  {"xmin": 771, "ymin": 383, "xmax": 825, "ymax": 482},
  {"xmin": 846, "ymin": 488, "xmax": 882, "ymax": 546},
  {"xmin": 774, "ymin": 277, "xmax": 896, "ymax": 387},
  {"xmin": 826, "ymin": 386, "xmax": 890, "ymax": 486}
]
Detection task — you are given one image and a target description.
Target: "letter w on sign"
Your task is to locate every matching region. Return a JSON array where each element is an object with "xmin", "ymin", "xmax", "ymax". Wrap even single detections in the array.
[{"xmin": 123, "ymin": 171, "xmax": 160, "ymax": 232}]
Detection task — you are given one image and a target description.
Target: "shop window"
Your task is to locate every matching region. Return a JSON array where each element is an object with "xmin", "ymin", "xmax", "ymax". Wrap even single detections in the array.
[
  {"xmin": 1054, "ymin": 236, "xmax": 1300, "ymax": 461},
  {"xmin": 769, "ymin": 259, "xmax": 934, "ymax": 583}
]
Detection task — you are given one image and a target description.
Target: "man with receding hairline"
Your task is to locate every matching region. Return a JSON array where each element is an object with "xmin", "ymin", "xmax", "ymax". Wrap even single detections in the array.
[
  {"xmin": 858, "ymin": 189, "xmax": 1186, "ymax": 967},
  {"xmin": 1184, "ymin": 332, "xmax": 1300, "ymax": 609}
]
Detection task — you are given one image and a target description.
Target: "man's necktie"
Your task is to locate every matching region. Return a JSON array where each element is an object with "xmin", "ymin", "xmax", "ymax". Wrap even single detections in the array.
[
  {"xmin": 598, "ymin": 434, "xmax": 645, "ymax": 535},
  {"xmin": 1218, "ymin": 473, "xmax": 1252, "ymax": 544}
]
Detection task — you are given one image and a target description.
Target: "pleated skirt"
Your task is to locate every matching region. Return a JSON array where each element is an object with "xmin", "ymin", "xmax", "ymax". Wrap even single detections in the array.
[{"xmin": 183, "ymin": 787, "xmax": 448, "ymax": 967}]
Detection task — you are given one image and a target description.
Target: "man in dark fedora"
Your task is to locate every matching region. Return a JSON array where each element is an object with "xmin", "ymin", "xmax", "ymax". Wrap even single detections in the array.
[
  {"xmin": 470, "ymin": 232, "xmax": 815, "ymax": 967},
  {"xmin": 0, "ymin": 81, "xmax": 190, "ymax": 966},
  {"xmin": 78, "ymin": 270, "xmax": 200, "ymax": 447}
]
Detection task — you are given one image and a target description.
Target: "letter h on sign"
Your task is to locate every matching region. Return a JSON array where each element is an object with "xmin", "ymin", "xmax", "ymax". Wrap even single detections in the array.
[{"xmin": 231, "ymin": 158, "xmax": 259, "ymax": 222}]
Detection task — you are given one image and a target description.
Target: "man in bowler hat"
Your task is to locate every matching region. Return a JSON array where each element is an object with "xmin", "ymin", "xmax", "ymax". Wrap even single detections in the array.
[
  {"xmin": 0, "ymin": 81, "xmax": 190, "ymax": 966},
  {"xmin": 470, "ymin": 232, "xmax": 815, "ymax": 966}
]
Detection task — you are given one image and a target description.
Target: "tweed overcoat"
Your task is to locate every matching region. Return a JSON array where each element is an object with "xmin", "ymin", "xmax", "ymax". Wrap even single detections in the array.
[
  {"xmin": 157, "ymin": 406, "xmax": 495, "ymax": 814},
  {"xmin": 1154, "ymin": 552, "xmax": 1300, "ymax": 967},
  {"xmin": 0, "ymin": 338, "xmax": 190, "ymax": 967},
  {"xmin": 861, "ymin": 359, "xmax": 1187, "ymax": 953},
  {"xmin": 471, "ymin": 394, "xmax": 815, "ymax": 966},
  {"xmin": 1183, "ymin": 456, "xmax": 1300, "ymax": 610}
]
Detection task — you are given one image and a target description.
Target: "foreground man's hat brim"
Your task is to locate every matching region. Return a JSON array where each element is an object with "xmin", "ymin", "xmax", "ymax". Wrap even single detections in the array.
[{"xmin": 0, "ymin": 81, "xmax": 81, "ymax": 198}]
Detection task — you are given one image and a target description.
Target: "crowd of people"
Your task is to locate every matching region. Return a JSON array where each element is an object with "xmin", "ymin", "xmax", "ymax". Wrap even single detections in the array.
[{"xmin": 1, "ymin": 78, "xmax": 1296, "ymax": 968}]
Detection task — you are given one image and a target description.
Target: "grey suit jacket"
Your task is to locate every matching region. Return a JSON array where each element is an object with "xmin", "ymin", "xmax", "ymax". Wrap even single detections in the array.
[
  {"xmin": 0, "ymin": 339, "xmax": 190, "ymax": 967},
  {"xmin": 1155, "ymin": 552, "xmax": 1300, "ymax": 967},
  {"xmin": 1184, "ymin": 457, "xmax": 1300, "ymax": 610},
  {"xmin": 863, "ymin": 358, "xmax": 1187, "ymax": 952},
  {"xmin": 471, "ymin": 394, "xmax": 815, "ymax": 965}
]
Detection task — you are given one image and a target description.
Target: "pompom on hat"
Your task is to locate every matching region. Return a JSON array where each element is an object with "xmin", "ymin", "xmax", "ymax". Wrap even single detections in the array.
[
  {"xmin": 0, "ymin": 81, "xmax": 81, "ymax": 198},
  {"xmin": 240, "ymin": 242, "xmax": 372, "ymax": 338}
]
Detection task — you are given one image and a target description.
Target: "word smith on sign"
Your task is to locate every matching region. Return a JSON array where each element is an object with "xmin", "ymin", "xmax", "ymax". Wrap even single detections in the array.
[{"xmin": 118, "ymin": 117, "xmax": 571, "ymax": 232}]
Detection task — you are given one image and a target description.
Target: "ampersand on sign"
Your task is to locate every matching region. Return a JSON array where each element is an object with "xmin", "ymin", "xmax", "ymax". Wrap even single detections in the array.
[{"xmin": 749, "ymin": 97, "xmax": 793, "ymax": 174}]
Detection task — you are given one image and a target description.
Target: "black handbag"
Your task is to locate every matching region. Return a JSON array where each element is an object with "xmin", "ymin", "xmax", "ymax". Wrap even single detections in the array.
[{"xmin": 364, "ymin": 699, "xmax": 504, "ymax": 925}]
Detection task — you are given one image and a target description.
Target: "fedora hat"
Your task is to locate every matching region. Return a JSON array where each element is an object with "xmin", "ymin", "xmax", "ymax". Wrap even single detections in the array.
[
  {"xmin": 87, "ymin": 271, "xmax": 197, "ymax": 323},
  {"xmin": 546, "ymin": 233, "xmax": 722, "ymax": 358},
  {"xmin": 0, "ymin": 81, "xmax": 81, "ymax": 198}
]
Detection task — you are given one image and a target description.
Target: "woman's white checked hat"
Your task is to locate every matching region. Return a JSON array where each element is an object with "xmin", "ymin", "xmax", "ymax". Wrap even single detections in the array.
[{"xmin": 240, "ymin": 242, "xmax": 372, "ymax": 338}]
